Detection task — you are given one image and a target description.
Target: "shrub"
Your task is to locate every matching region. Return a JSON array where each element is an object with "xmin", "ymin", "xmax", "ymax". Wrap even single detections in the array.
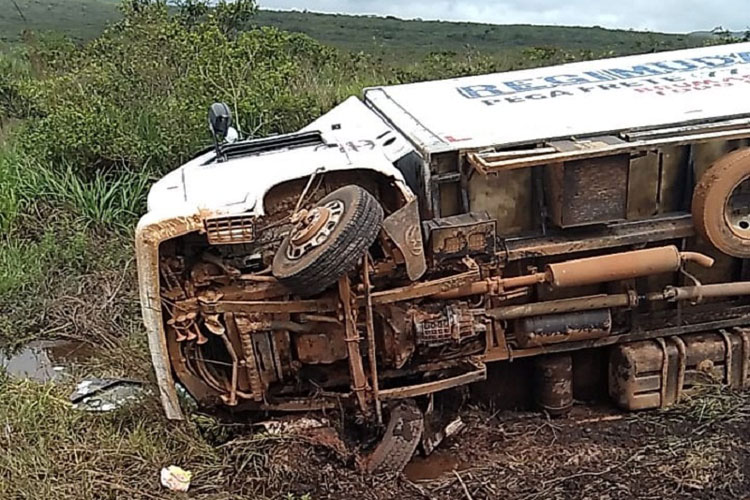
[
  {"xmin": 0, "ymin": 46, "xmax": 34, "ymax": 120},
  {"xmin": 15, "ymin": 1, "xmax": 329, "ymax": 176}
]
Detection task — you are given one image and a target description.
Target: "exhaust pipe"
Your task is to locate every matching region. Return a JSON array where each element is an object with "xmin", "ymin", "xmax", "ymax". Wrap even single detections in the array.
[{"xmin": 545, "ymin": 246, "xmax": 713, "ymax": 288}]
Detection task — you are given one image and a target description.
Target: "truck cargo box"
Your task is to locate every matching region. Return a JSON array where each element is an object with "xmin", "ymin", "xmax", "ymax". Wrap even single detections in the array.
[{"xmin": 365, "ymin": 43, "xmax": 750, "ymax": 155}]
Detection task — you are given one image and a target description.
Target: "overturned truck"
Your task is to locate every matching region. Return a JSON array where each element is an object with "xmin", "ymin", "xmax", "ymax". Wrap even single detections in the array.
[{"xmin": 137, "ymin": 43, "xmax": 750, "ymax": 472}]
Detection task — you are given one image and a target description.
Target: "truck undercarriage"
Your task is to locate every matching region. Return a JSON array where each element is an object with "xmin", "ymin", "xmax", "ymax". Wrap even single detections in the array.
[
  {"xmin": 146, "ymin": 132, "xmax": 750, "ymax": 472},
  {"xmin": 137, "ymin": 42, "xmax": 750, "ymax": 472}
]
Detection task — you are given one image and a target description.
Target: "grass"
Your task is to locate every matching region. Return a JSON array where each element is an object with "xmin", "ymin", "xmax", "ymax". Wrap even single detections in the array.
[
  {"xmin": 0, "ymin": 0, "xmax": 120, "ymax": 42},
  {"xmin": 0, "ymin": 376, "xmax": 217, "ymax": 499},
  {"xmin": 36, "ymin": 163, "xmax": 152, "ymax": 231},
  {"xmin": 0, "ymin": 373, "xmax": 337, "ymax": 499},
  {"xmin": 0, "ymin": 143, "xmax": 149, "ymax": 350},
  {"xmin": 0, "ymin": 133, "xmax": 151, "ymax": 346}
]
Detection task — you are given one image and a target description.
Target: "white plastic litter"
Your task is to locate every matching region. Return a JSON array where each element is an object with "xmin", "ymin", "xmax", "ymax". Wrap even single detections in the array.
[
  {"xmin": 160, "ymin": 465, "xmax": 192, "ymax": 492},
  {"xmin": 257, "ymin": 417, "xmax": 328, "ymax": 435}
]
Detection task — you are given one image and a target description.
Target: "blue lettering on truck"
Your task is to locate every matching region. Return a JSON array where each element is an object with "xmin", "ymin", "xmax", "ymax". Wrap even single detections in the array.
[{"xmin": 456, "ymin": 52, "xmax": 750, "ymax": 100}]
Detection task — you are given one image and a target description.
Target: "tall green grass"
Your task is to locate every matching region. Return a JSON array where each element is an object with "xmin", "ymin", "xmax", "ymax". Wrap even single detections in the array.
[
  {"xmin": 0, "ymin": 140, "xmax": 148, "ymax": 347},
  {"xmin": 0, "ymin": 144, "xmax": 40, "ymax": 232},
  {"xmin": 37, "ymin": 164, "xmax": 151, "ymax": 230},
  {"xmin": 0, "ymin": 145, "xmax": 150, "ymax": 232}
]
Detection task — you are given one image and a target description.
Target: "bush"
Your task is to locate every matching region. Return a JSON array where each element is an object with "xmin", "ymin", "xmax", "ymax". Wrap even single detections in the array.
[
  {"xmin": 15, "ymin": 1, "xmax": 330, "ymax": 176},
  {"xmin": 0, "ymin": 47, "xmax": 33, "ymax": 120}
]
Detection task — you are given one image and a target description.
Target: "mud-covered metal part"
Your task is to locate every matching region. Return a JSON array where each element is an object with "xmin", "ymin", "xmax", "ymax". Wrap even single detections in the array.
[
  {"xmin": 362, "ymin": 255, "xmax": 383, "ymax": 423},
  {"xmin": 375, "ymin": 304, "xmax": 415, "ymax": 369},
  {"xmin": 490, "ymin": 294, "xmax": 635, "ymax": 321},
  {"xmin": 609, "ymin": 329, "xmax": 750, "ymax": 411},
  {"xmin": 692, "ymin": 148, "xmax": 750, "ymax": 258},
  {"xmin": 339, "ymin": 275, "xmax": 371, "ymax": 414},
  {"xmin": 412, "ymin": 303, "xmax": 481, "ymax": 347},
  {"xmin": 370, "ymin": 270, "xmax": 480, "ymax": 305},
  {"xmin": 294, "ymin": 330, "xmax": 348, "ymax": 364},
  {"xmin": 423, "ymin": 212, "xmax": 496, "ymax": 263},
  {"xmin": 544, "ymin": 245, "xmax": 713, "ymax": 288},
  {"xmin": 204, "ymin": 213, "xmax": 256, "ymax": 244},
  {"xmin": 229, "ymin": 313, "xmax": 265, "ymax": 402},
  {"xmin": 534, "ymin": 354, "xmax": 573, "ymax": 416},
  {"xmin": 502, "ymin": 213, "xmax": 696, "ymax": 262},
  {"xmin": 490, "ymin": 277, "xmax": 750, "ymax": 321},
  {"xmin": 544, "ymin": 154, "xmax": 629, "ymax": 228},
  {"xmin": 366, "ymin": 399, "xmax": 424, "ymax": 474},
  {"xmin": 285, "ymin": 200, "xmax": 343, "ymax": 259},
  {"xmin": 378, "ymin": 359, "xmax": 486, "ymax": 400},
  {"xmin": 421, "ymin": 390, "xmax": 465, "ymax": 456},
  {"xmin": 515, "ymin": 309, "xmax": 612, "ymax": 348},
  {"xmin": 436, "ymin": 245, "xmax": 714, "ymax": 301},
  {"xmin": 433, "ymin": 272, "xmax": 547, "ymax": 300},
  {"xmin": 381, "ymin": 198, "xmax": 427, "ymax": 281},
  {"xmin": 664, "ymin": 282, "xmax": 750, "ymax": 302}
]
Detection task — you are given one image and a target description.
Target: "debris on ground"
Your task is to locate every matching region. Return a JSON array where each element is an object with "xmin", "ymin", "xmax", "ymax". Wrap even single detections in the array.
[
  {"xmin": 257, "ymin": 417, "xmax": 329, "ymax": 435},
  {"xmin": 160, "ymin": 465, "xmax": 193, "ymax": 492},
  {"xmin": 70, "ymin": 378, "xmax": 147, "ymax": 412},
  {"xmin": 257, "ymin": 417, "xmax": 350, "ymax": 459}
]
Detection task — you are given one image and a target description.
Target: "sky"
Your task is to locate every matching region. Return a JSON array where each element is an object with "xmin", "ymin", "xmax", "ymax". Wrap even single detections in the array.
[{"xmin": 259, "ymin": 1, "xmax": 747, "ymax": 34}]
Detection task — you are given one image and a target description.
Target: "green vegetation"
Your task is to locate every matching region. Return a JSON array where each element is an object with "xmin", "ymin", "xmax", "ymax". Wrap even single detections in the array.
[
  {"xmin": 251, "ymin": 9, "xmax": 703, "ymax": 58},
  {"xmin": 0, "ymin": 1, "xmax": 747, "ymax": 498},
  {"xmin": 0, "ymin": 375, "xmax": 306, "ymax": 499},
  {"xmin": 0, "ymin": 0, "xmax": 120, "ymax": 42},
  {"xmin": 3, "ymin": 0, "xmax": 707, "ymax": 57}
]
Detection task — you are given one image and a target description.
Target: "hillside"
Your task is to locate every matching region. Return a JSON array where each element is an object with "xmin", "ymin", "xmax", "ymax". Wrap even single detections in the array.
[
  {"xmin": 0, "ymin": 0, "xmax": 120, "ymax": 42},
  {"xmin": 2, "ymin": 1, "xmax": 704, "ymax": 56},
  {"xmin": 251, "ymin": 9, "xmax": 702, "ymax": 57}
]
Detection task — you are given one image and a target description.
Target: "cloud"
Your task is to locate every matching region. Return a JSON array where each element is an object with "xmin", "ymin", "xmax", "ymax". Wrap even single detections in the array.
[{"xmin": 259, "ymin": 0, "xmax": 747, "ymax": 33}]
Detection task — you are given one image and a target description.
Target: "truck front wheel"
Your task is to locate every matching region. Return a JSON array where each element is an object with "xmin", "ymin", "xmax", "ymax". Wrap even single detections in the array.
[{"xmin": 272, "ymin": 185, "xmax": 384, "ymax": 296}]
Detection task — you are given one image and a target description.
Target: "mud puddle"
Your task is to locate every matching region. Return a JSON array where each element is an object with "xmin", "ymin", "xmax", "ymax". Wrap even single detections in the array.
[
  {"xmin": 404, "ymin": 449, "xmax": 466, "ymax": 481},
  {"xmin": 0, "ymin": 340, "xmax": 94, "ymax": 382}
]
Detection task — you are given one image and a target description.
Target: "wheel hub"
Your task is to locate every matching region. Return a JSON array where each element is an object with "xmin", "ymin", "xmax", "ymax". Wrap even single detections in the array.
[
  {"xmin": 286, "ymin": 199, "xmax": 345, "ymax": 260},
  {"xmin": 291, "ymin": 207, "xmax": 331, "ymax": 246},
  {"xmin": 725, "ymin": 175, "xmax": 750, "ymax": 240}
]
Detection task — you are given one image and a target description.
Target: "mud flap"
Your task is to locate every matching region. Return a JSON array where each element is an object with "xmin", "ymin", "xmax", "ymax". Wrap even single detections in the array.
[
  {"xmin": 365, "ymin": 399, "xmax": 424, "ymax": 474},
  {"xmin": 421, "ymin": 390, "xmax": 466, "ymax": 455},
  {"xmin": 382, "ymin": 199, "xmax": 427, "ymax": 281}
]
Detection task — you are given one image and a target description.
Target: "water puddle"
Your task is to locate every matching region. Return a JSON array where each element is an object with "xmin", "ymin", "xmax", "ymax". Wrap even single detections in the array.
[
  {"xmin": 404, "ymin": 449, "xmax": 466, "ymax": 481},
  {"xmin": 0, "ymin": 340, "xmax": 94, "ymax": 382}
]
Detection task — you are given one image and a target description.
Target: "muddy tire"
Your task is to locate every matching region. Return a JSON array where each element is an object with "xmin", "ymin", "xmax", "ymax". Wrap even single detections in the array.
[
  {"xmin": 366, "ymin": 400, "xmax": 424, "ymax": 475},
  {"xmin": 273, "ymin": 185, "xmax": 384, "ymax": 297},
  {"xmin": 692, "ymin": 148, "xmax": 750, "ymax": 258}
]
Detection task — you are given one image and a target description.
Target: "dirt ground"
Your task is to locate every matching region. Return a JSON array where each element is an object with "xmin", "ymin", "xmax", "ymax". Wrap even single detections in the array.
[
  {"xmin": 1, "ymin": 342, "xmax": 748, "ymax": 499},
  {"xmin": 268, "ymin": 386, "xmax": 749, "ymax": 500}
]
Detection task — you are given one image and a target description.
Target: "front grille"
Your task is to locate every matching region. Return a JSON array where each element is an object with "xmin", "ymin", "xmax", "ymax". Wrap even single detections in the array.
[{"xmin": 205, "ymin": 215, "xmax": 255, "ymax": 244}]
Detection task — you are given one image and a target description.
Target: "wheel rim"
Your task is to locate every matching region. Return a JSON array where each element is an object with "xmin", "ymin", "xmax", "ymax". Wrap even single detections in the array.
[
  {"xmin": 285, "ymin": 199, "xmax": 345, "ymax": 260},
  {"xmin": 724, "ymin": 174, "xmax": 750, "ymax": 240}
]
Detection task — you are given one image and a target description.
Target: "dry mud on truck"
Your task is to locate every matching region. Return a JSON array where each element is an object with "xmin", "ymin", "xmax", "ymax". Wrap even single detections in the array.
[{"xmin": 137, "ymin": 43, "xmax": 750, "ymax": 473}]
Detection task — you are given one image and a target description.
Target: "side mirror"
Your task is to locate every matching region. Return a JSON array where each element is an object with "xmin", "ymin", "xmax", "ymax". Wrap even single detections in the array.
[
  {"xmin": 208, "ymin": 102, "xmax": 232, "ymax": 140},
  {"xmin": 208, "ymin": 102, "xmax": 232, "ymax": 161}
]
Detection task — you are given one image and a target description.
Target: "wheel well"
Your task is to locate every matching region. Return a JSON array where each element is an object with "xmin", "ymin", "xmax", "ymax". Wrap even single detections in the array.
[{"xmin": 262, "ymin": 169, "xmax": 406, "ymax": 220}]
